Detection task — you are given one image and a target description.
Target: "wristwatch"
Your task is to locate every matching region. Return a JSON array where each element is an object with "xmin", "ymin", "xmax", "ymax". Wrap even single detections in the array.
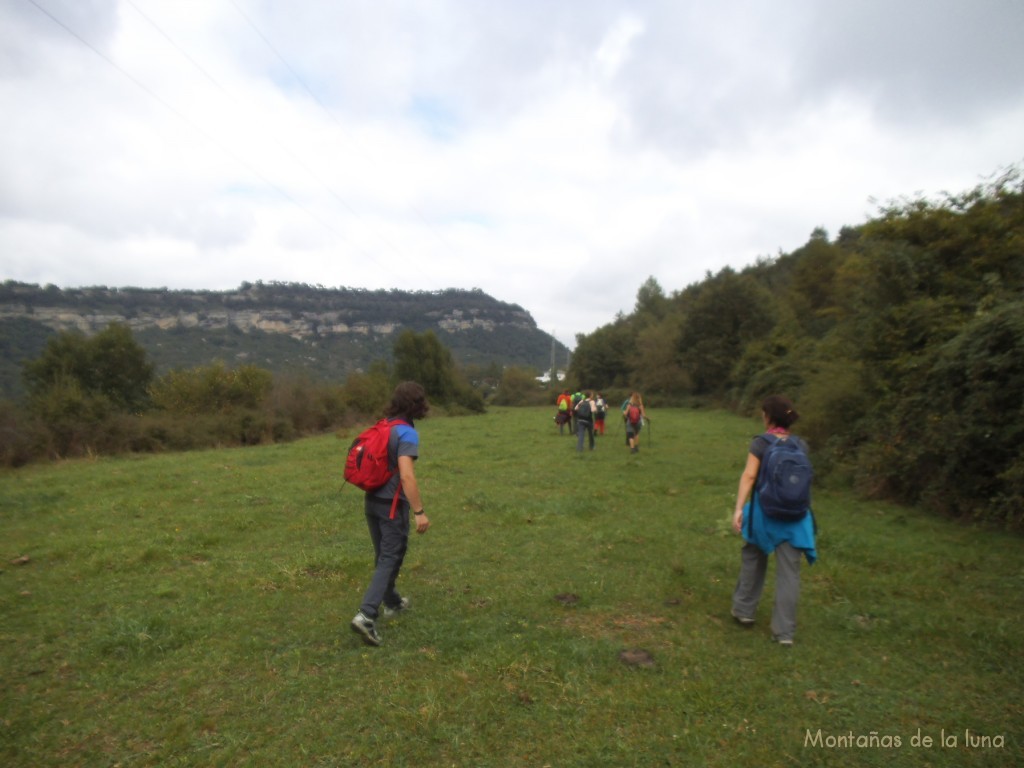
[{"xmin": 414, "ymin": 509, "xmax": 426, "ymax": 516}]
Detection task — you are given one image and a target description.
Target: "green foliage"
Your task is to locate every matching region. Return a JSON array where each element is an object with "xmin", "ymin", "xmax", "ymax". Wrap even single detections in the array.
[
  {"xmin": 677, "ymin": 269, "xmax": 776, "ymax": 396},
  {"xmin": 149, "ymin": 362, "xmax": 273, "ymax": 415},
  {"xmin": 18, "ymin": 323, "xmax": 157, "ymax": 458},
  {"xmin": 569, "ymin": 319, "xmax": 635, "ymax": 389},
  {"xmin": 631, "ymin": 313, "xmax": 687, "ymax": 396},
  {"xmin": 787, "ymin": 235, "xmax": 845, "ymax": 338},
  {"xmin": 0, "ymin": 399, "xmax": 48, "ymax": 466},
  {"xmin": 24, "ymin": 378, "xmax": 114, "ymax": 457},
  {"xmin": 23, "ymin": 323, "xmax": 154, "ymax": 412},
  {"xmin": 342, "ymin": 360, "xmax": 394, "ymax": 418},
  {"xmin": 394, "ymin": 329, "xmax": 485, "ymax": 413},
  {"xmin": 633, "ymin": 275, "xmax": 670, "ymax": 320},
  {"xmin": 1, "ymin": 325, "xmax": 493, "ymax": 464},
  {"xmin": 0, "ymin": 317, "xmax": 53, "ymax": 399},
  {"xmin": 265, "ymin": 375, "xmax": 348, "ymax": 434},
  {"xmin": 492, "ymin": 366, "xmax": 547, "ymax": 406},
  {"xmin": 394, "ymin": 329, "xmax": 458, "ymax": 401},
  {"xmin": 568, "ymin": 167, "xmax": 1024, "ymax": 525},
  {"xmin": 865, "ymin": 301, "xmax": 1024, "ymax": 526}
]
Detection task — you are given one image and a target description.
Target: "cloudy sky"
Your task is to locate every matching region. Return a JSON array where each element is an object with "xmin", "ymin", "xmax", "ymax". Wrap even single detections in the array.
[{"xmin": 2, "ymin": 0, "xmax": 1022, "ymax": 348}]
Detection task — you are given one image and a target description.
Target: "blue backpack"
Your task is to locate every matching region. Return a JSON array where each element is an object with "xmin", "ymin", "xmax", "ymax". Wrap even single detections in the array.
[{"xmin": 755, "ymin": 434, "xmax": 813, "ymax": 521}]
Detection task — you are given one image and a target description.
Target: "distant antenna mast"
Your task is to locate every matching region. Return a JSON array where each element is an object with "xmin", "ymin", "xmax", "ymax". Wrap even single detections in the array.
[{"xmin": 550, "ymin": 331, "xmax": 556, "ymax": 387}]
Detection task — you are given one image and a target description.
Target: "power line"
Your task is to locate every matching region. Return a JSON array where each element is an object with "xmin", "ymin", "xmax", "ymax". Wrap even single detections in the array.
[
  {"xmin": 121, "ymin": 0, "xmax": 405, "ymax": 269},
  {"xmin": 226, "ymin": 0, "xmax": 464, "ymax": 261},
  {"xmin": 24, "ymin": 0, "xmax": 373, "ymax": 259}
]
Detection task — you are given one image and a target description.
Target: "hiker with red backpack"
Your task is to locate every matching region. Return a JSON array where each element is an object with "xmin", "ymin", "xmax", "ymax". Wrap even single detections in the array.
[
  {"xmin": 730, "ymin": 395, "xmax": 817, "ymax": 647},
  {"xmin": 349, "ymin": 381, "xmax": 431, "ymax": 647},
  {"xmin": 622, "ymin": 392, "xmax": 646, "ymax": 453}
]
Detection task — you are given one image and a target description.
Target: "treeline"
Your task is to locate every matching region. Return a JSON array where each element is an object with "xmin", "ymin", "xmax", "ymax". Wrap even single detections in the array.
[
  {"xmin": 568, "ymin": 168, "xmax": 1024, "ymax": 528},
  {"xmin": 0, "ymin": 325, "xmax": 537, "ymax": 467}
]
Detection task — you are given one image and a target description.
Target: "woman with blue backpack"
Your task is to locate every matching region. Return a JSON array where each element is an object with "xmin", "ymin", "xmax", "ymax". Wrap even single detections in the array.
[{"xmin": 730, "ymin": 395, "xmax": 817, "ymax": 646}]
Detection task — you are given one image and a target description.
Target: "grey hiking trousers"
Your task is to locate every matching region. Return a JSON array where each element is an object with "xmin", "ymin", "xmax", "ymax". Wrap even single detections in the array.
[
  {"xmin": 732, "ymin": 540, "xmax": 802, "ymax": 642},
  {"xmin": 359, "ymin": 495, "xmax": 410, "ymax": 619}
]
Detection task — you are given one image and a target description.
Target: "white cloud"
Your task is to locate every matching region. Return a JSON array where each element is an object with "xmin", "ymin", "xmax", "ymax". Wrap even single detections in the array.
[{"xmin": 1, "ymin": 0, "xmax": 1022, "ymax": 348}]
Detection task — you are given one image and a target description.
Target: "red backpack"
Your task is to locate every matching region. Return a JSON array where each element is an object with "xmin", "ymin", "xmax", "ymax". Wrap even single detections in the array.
[
  {"xmin": 627, "ymin": 404, "xmax": 642, "ymax": 425},
  {"xmin": 344, "ymin": 419, "xmax": 409, "ymax": 516}
]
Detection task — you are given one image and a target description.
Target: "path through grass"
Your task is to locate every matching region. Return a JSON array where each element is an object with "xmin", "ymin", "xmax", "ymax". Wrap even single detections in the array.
[{"xmin": 2, "ymin": 407, "xmax": 1021, "ymax": 766}]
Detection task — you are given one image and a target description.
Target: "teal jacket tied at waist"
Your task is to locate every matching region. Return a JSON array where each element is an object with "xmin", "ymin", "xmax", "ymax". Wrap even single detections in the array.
[{"xmin": 743, "ymin": 494, "xmax": 817, "ymax": 565}]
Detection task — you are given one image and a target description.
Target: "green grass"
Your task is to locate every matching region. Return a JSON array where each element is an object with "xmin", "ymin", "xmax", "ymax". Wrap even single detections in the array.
[{"xmin": 2, "ymin": 407, "xmax": 1021, "ymax": 767}]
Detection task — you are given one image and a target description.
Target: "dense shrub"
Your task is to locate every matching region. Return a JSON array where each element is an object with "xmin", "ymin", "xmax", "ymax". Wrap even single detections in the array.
[
  {"xmin": 149, "ymin": 363, "xmax": 273, "ymax": 415},
  {"xmin": 492, "ymin": 367, "xmax": 549, "ymax": 406},
  {"xmin": 342, "ymin": 364, "xmax": 393, "ymax": 418},
  {"xmin": 864, "ymin": 301, "xmax": 1024, "ymax": 526},
  {"xmin": 0, "ymin": 400, "xmax": 47, "ymax": 467},
  {"xmin": 569, "ymin": 168, "xmax": 1024, "ymax": 527},
  {"xmin": 23, "ymin": 324, "xmax": 154, "ymax": 412},
  {"xmin": 267, "ymin": 376, "xmax": 348, "ymax": 433}
]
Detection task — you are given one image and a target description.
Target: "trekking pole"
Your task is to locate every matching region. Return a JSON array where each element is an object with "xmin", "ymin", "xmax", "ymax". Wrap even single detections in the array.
[{"xmin": 646, "ymin": 417, "xmax": 653, "ymax": 448}]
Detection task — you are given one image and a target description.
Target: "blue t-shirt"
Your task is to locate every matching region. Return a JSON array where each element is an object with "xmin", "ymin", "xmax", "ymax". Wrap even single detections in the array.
[{"xmin": 370, "ymin": 419, "xmax": 419, "ymax": 502}]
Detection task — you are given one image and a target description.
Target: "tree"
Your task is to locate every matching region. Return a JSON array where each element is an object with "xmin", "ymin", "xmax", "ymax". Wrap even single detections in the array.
[
  {"xmin": 787, "ymin": 235, "xmax": 845, "ymax": 338},
  {"xmin": 149, "ymin": 363, "xmax": 273, "ymax": 415},
  {"xmin": 23, "ymin": 323, "xmax": 154, "ymax": 412},
  {"xmin": 865, "ymin": 300, "xmax": 1024, "ymax": 525},
  {"xmin": 634, "ymin": 276, "xmax": 670, "ymax": 322},
  {"xmin": 393, "ymin": 329, "xmax": 484, "ymax": 412},
  {"xmin": 343, "ymin": 360, "xmax": 393, "ymax": 417},
  {"xmin": 631, "ymin": 313, "xmax": 686, "ymax": 396},
  {"xmin": 393, "ymin": 329, "xmax": 459, "ymax": 403},
  {"xmin": 677, "ymin": 270, "xmax": 775, "ymax": 396},
  {"xmin": 492, "ymin": 366, "xmax": 545, "ymax": 406},
  {"xmin": 568, "ymin": 320, "xmax": 635, "ymax": 389}
]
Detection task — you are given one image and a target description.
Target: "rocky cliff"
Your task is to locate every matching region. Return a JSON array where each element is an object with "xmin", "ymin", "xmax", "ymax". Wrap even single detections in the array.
[{"xmin": 0, "ymin": 281, "xmax": 566, "ymax": 397}]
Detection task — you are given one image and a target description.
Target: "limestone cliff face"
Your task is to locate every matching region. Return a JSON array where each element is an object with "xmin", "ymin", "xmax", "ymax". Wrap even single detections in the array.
[
  {"xmin": 0, "ymin": 283, "xmax": 563, "ymax": 393},
  {"xmin": 0, "ymin": 283, "xmax": 533, "ymax": 341},
  {"xmin": 0, "ymin": 305, "xmax": 416, "ymax": 339}
]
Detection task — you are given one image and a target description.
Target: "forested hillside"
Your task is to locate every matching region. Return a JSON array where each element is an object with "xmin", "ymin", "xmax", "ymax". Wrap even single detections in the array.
[
  {"xmin": 0, "ymin": 283, "xmax": 566, "ymax": 398},
  {"xmin": 569, "ymin": 168, "xmax": 1023, "ymax": 526}
]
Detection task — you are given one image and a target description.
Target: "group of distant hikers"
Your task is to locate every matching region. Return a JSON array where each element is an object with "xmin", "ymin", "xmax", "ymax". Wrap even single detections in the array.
[
  {"xmin": 554, "ymin": 389, "xmax": 647, "ymax": 453},
  {"xmin": 345, "ymin": 382, "xmax": 816, "ymax": 651}
]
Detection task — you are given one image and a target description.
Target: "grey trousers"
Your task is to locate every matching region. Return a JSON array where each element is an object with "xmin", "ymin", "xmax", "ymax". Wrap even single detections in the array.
[
  {"xmin": 576, "ymin": 419, "xmax": 594, "ymax": 451},
  {"xmin": 359, "ymin": 495, "xmax": 410, "ymax": 619},
  {"xmin": 732, "ymin": 541, "xmax": 802, "ymax": 641}
]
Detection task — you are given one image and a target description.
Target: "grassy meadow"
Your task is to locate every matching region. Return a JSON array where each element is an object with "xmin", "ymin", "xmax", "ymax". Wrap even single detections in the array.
[{"xmin": 2, "ymin": 406, "xmax": 1021, "ymax": 767}]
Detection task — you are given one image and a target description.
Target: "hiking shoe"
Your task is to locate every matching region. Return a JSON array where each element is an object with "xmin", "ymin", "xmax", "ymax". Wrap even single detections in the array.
[
  {"xmin": 772, "ymin": 635, "xmax": 794, "ymax": 647},
  {"xmin": 731, "ymin": 610, "xmax": 755, "ymax": 627},
  {"xmin": 382, "ymin": 597, "xmax": 410, "ymax": 618},
  {"xmin": 350, "ymin": 612, "xmax": 381, "ymax": 646}
]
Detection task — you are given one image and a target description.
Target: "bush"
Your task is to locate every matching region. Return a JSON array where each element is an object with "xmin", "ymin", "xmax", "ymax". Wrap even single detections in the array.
[
  {"xmin": 267, "ymin": 376, "xmax": 347, "ymax": 434},
  {"xmin": 150, "ymin": 363, "xmax": 273, "ymax": 415},
  {"xmin": 343, "ymin": 367, "xmax": 393, "ymax": 418},
  {"xmin": 862, "ymin": 301, "xmax": 1024, "ymax": 526},
  {"xmin": 26, "ymin": 379, "xmax": 116, "ymax": 458},
  {"xmin": 0, "ymin": 399, "xmax": 48, "ymax": 467},
  {"xmin": 492, "ymin": 367, "xmax": 548, "ymax": 406}
]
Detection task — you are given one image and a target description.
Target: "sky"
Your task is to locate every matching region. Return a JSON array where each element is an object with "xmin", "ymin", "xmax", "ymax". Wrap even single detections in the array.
[{"xmin": 2, "ymin": 1, "xmax": 1022, "ymax": 349}]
